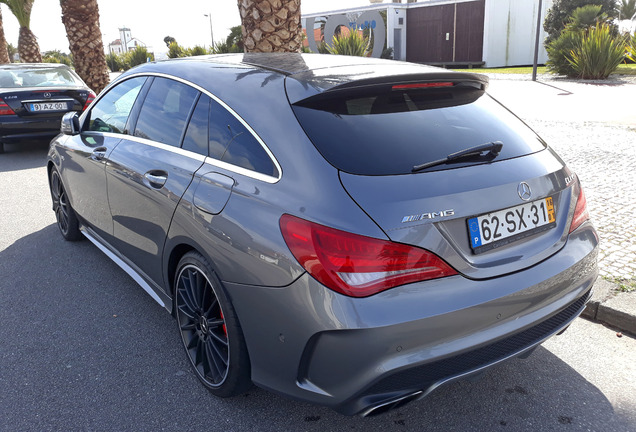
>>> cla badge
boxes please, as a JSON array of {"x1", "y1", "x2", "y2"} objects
[{"x1": 518, "y1": 182, "x2": 532, "y2": 201}]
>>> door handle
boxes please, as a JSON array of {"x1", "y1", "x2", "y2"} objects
[
  {"x1": 91, "y1": 146, "x2": 107, "y2": 161},
  {"x1": 144, "y1": 171, "x2": 168, "y2": 188}
]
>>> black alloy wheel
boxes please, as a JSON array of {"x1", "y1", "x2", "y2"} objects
[
  {"x1": 50, "y1": 168, "x2": 82, "y2": 241},
  {"x1": 175, "y1": 252, "x2": 251, "y2": 397}
]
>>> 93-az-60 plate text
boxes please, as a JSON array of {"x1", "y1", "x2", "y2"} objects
[
  {"x1": 29, "y1": 102, "x2": 69, "y2": 112},
  {"x1": 467, "y1": 197, "x2": 556, "y2": 254}
]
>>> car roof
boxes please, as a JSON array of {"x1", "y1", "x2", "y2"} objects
[
  {"x1": 119, "y1": 53, "x2": 488, "y2": 103},
  {"x1": 0, "y1": 63, "x2": 71, "y2": 71}
]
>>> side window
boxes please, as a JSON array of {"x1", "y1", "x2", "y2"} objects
[
  {"x1": 182, "y1": 95, "x2": 209, "y2": 156},
  {"x1": 208, "y1": 98, "x2": 278, "y2": 177},
  {"x1": 133, "y1": 77, "x2": 198, "y2": 147},
  {"x1": 208, "y1": 98, "x2": 236, "y2": 159},
  {"x1": 87, "y1": 77, "x2": 146, "y2": 133},
  {"x1": 220, "y1": 118, "x2": 278, "y2": 177}
]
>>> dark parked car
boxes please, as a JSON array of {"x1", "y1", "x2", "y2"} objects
[
  {"x1": 47, "y1": 54, "x2": 598, "y2": 416},
  {"x1": 0, "y1": 63, "x2": 94, "y2": 153}
]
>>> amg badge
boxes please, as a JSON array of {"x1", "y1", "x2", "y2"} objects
[{"x1": 402, "y1": 210, "x2": 455, "y2": 223}]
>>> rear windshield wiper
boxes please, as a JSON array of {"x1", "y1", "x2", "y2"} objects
[{"x1": 412, "y1": 141, "x2": 503, "y2": 173}]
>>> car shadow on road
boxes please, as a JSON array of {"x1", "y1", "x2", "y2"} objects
[
  {"x1": 1, "y1": 224, "x2": 634, "y2": 432},
  {"x1": 0, "y1": 140, "x2": 50, "y2": 173}
]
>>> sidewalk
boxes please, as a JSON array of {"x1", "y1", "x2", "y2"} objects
[{"x1": 486, "y1": 73, "x2": 636, "y2": 336}]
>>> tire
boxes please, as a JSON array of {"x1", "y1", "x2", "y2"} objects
[
  {"x1": 174, "y1": 251, "x2": 251, "y2": 397},
  {"x1": 49, "y1": 168, "x2": 82, "y2": 241}
]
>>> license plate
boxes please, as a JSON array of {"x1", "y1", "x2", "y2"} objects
[
  {"x1": 29, "y1": 102, "x2": 69, "y2": 112},
  {"x1": 467, "y1": 197, "x2": 556, "y2": 254}
]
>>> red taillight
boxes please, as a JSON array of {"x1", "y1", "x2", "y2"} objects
[
  {"x1": 83, "y1": 92, "x2": 96, "y2": 111},
  {"x1": 392, "y1": 82, "x2": 454, "y2": 90},
  {"x1": 0, "y1": 98, "x2": 15, "y2": 115},
  {"x1": 280, "y1": 214, "x2": 457, "y2": 297},
  {"x1": 569, "y1": 186, "x2": 589, "y2": 233}
]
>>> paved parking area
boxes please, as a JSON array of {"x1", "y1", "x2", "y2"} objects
[{"x1": 487, "y1": 76, "x2": 636, "y2": 283}]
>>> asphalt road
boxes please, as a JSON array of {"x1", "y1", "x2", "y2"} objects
[{"x1": 1, "y1": 141, "x2": 635, "y2": 432}]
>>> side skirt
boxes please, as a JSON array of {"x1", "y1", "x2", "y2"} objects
[{"x1": 81, "y1": 226, "x2": 172, "y2": 312}]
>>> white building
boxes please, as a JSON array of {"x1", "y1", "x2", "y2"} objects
[
  {"x1": 108, "y1": 27, "x2": 147, "y2": 54},
  {"x1": 303, "y1": 0, "x2": 554, "y2": 67}
]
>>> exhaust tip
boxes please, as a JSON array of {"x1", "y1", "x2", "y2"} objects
[{"x1": 361, "y1": 391, "x2": 423, "y2": 417}]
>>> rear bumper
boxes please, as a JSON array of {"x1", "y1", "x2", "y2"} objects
[
  {"x1": 225, "y1": 222, "x2": 598, "y2": 415},
  {"x1": 0, "y1": 114, "x2": 66, "y2": 142}
]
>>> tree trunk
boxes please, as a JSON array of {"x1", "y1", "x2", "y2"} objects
[
  {"x1": 0, "y1": 8, "x2": 9, "y2": 63},
  {"x1": 60, "y1": 0, "x2": 109, "y2": 94},
  {"x1": 238, "y1": 0, "x2": 303, "y2": 53},
  {"x1": 18, "y1": 25, "x2": 41, "y2": 62}
]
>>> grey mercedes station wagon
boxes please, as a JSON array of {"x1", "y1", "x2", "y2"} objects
[{"x1": 48, "y1": 54, "x2": 598, "y2": 416}]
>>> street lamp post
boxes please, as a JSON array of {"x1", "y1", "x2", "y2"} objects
[
  {"x1": 532, "y1": 0, "x2": 544, "y2": 82},
  {"x1": 204, "y1": 13, "x2": 214, "y2": 49}
]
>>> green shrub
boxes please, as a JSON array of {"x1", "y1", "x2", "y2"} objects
[
  {"x1": 627, "y1": 33, "x2": 636, "y2": 63},
  {"x1": 327, "y1": 29, "x2": 370, "y2": 57},
  {"x1": 42, "y1": 50, "x2": 72, "y2": 66},
  {"x1": 167, "y1": 41, "x2": 185, "y2": 58},
  {"x1": 105, "y1": 52, "x2": 124, "y2": 72},
  {"x1": 547, "y1": 6, "x2": 625, "y2": 78},
  {"x1": 543, "y1": 0, "x2": 618, "y2": 45},
  {"x1": 124, "y1": 47, "x2": 154, "y2": 69},
  {"x1": 211, "y1": 41, "x2": 242, "y2": 54},
  {"x1": 187, "y1": 45, "x2": 208, "y2": 56},
  {"x1": 567, "y1": 23, "x2": 626, "y2": 79},
  {"x1": 547, "y1": 28, "x2": 583, "y2": 76},
  {"x1": 317, "y1": 41, "x2": 330, "y2": 54}
]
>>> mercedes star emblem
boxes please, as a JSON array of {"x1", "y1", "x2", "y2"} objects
[{"x1": 518, "y1": 182, "x2": 532, "y2": 201}]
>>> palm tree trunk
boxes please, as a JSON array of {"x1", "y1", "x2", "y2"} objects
[
  {"x1": 60, "y1": 0, "x2": 109, "y2": 94},
  {"x1": 18, "y1": 25, "x2": 40, "y2": 62},
  {"x1": 238, "y1": 0, "x2": 303, "y2": 52},
  {"x1": 0, "y1": 8, "x2": 10, "y2": 63}
]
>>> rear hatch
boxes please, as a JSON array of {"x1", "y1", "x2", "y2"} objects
[
  {"x1": 288, "y1": 71, "x2": 576, "y2": 279},
  {"x1": 0, "y1": 88, "x2": 91, "y2": 117}
]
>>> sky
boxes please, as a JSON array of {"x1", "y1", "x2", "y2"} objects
[{"x1": 1, "y1": 0, "x2": 372, "y2": 57}]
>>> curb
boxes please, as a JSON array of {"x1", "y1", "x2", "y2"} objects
[{"x1": 582, "y1": 278, "x2": 636, "y2": 336}]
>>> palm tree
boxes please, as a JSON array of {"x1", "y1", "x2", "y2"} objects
[
  {"x1": 620, "y1": 0, "x2": 636, "y2": 20},
  {"x1": 237, "y1": 0, "x2": 303, "y2": 52},
  {"x1": 59, "y1": 0, "x2": 109, "y2": 94},
  {"x1": 0, "y1": 7, "x2": 11, "y2": 63},
  {"x1": 0, "y1": 0, "x2": 41, "y2": 62}
]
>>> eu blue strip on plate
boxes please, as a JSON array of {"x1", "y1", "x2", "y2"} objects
[{"x1": 468, "y1": 217, "x2": 481, "y2": 247}]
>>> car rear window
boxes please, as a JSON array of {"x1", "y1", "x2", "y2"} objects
[
  {"x1": 0, "y1": 67, "x2": 84, "y2": 88},
  {"x1": 292, "y1": 85, "x2": 546, "y2": 175}
]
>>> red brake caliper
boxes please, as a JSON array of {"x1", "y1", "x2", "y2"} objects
[{"x1": 220, "y1": 310, "x2": 227, "y2": 336}]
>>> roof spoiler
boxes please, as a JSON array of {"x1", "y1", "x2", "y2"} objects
[{"x1": 287, "y1": 71, "x2": 488, "y2": 104}]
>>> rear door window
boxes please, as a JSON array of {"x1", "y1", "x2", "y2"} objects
[
  {"x1": 292, "y1": 85, "x2": 546, "y2": 175},
  {"x1": 134, "y1": 77, "x2": 198, "y2": 147}
]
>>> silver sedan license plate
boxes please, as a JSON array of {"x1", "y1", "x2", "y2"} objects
[
  {"x1": 468, "y1": 197, "x2": 556, "y2": 254},
  {"x1": 29, "y1": 102, "x2": 69, "y2": 112}
]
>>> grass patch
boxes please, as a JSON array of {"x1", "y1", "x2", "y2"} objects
[
  {"x1": 614, "y1": 64, "x2": 636, "y2": 75},
  {"x1": 452, "y1": 66, "x2": 548, "y2": 74},
  {"x1": 453, "y1": 63, "x2": 636, "y2": 76},
  {"x1": 604, "y1": 276, "x2": 636, "y2": 293}
]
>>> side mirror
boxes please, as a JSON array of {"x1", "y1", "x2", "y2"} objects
[{"x1": 60, "y1": 111, "x2": 80, "y2": 136}]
